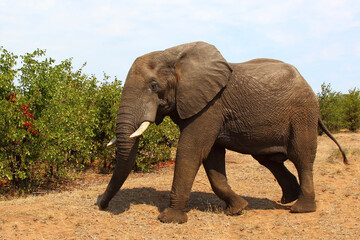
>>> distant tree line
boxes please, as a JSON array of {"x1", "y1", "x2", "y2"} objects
[{"x1": 317, "y1": 83, "x2": 360, "y2": 132}]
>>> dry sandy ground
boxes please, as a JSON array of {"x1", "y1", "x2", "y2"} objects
[{"x1": 1, "y1": 132, "x2": 359, "y2": 240}]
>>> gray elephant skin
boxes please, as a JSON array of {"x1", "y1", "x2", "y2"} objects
[{"x1": 99, "y1": 41, "x2": 347, "y2": 223}]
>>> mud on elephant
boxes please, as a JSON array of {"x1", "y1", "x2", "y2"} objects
[{"x1": 99, "y1": 42, "x2": 348, "y2": 223}]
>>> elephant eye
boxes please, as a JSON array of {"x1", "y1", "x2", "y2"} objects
[{"x1": 150, "y1": 81, "x2": 159, "y2": 92}]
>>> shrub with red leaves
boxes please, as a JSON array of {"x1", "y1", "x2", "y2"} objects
[{"x1": 7, "y1": 93, "x2": 38, "y2": 136}]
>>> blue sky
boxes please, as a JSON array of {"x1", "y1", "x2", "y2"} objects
[{"x1": 1, "y1": 0, "x2": 359, "y2": 93}]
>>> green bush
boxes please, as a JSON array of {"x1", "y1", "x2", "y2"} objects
[
  {"x1": 317, "y1": 83, "x2": 344, "y2": 132},
  {"x1": 0, "y1": 48, "x2": 40, "y2": 189},
  {"x1": 317, "y1": 83, "x2": 360, "y2": 132},
  {"x1": 342, "y1": 88, "x2": 360, "y2": 132},
  {"x1": 92, "y1": 75, "x2": 122, "y2": 171},
  {"x1": 0, "y1": 48, "x2": 122, "y2": 192}
]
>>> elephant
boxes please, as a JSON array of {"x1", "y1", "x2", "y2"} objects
[{"x1": 99, "y1": 41, "x2": 347, "y2": 223}]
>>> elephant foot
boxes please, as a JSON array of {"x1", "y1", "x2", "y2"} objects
[
  {"x1": 290, "y1": 199, "x2": 316, "y2": 213},
  {"x1": 281, "y1": 187, "x2": 300, "y2": 204},
  {"x1": 99, "y1": 198, "x2": 109, "y2": 210},
  {"x1": 225, "y1": 196, "x2": 248, "y2": 216},
  {"x1": 158, "y1": 208, "x2": 188, "y2": 224}
]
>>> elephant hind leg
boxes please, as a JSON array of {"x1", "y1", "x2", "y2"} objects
[
  {"x1": 287, "y1": 125, "x2": 317, "y2": 213},
  {"x1": 288, "y1": 156, "x2": 317, "y2": 213},
  {"x1": 289, "y1": 159, "x2": 317, "y2": 213},
  {"x1": 203, "y1": 146, "x2": 248, "y2": 215},
  {"x1": 252, "y1": 154, "x2": 300, "y2": 204}
]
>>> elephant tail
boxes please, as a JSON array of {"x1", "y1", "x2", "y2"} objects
[{"x1": 318, "y1": 119, "x2": 349, "y2": 165}]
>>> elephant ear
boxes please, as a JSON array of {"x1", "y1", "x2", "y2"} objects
[{"x1": 164, "y1": 41, "x2": 232, "y2": 119}]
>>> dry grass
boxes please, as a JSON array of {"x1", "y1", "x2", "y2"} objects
[{"x1": 1, "y1": 132, "x2": 359, "y2": 239}]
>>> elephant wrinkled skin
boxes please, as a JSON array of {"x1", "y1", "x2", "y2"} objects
[{"x1": 99, "y1": 42, "x2": 347, "y2": 223}]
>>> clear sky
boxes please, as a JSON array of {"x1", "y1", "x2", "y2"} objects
[{"x1": 1, "y1": 0, "x2": 359, "y2": 93}]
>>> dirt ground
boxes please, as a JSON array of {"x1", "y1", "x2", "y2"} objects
[{"x1": 1, "y1": 132, "x2": 359, "y2": 240}]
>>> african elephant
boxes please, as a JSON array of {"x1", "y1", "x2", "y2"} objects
[{"x1": 99, "y1": 41, "x2": 347, "y2": 223}]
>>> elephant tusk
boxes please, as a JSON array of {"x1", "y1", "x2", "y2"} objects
[
  {"x1": 130, "y1": 121, "x2": 151, "y2": 138},
  {"x1": 106, "y1": 137, "x2": 117, "y2": 147}
]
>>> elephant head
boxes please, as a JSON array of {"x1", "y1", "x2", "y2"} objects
[{"x1": 99, "y1": 41, "x2": 232, "y2": 209}]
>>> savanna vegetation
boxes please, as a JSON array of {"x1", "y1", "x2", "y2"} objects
[
  {"x1": 0, "y1": 48, "x2": 178, "y2": 194},
  {"x1": 317, "y1": 83, "x2": 360, "y2": 132},
  {"x1": 0, "y1": 48, "x2": 358, "y2": 194}
]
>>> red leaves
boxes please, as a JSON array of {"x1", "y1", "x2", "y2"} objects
[
  {"x1": 22, "y1": 121, "x2": 38, "y2": 135},
  {"x1": 6, "y1": 93, "x2": 17, "y2": 103},
  {"x1": 20, "y1": 105, "x2": 38, "y2": 136},
  {"x1": 7, "y1": 93, "x2": 38, "y2": 136},
  {"x1": 31, "y1": 129, "x2": 39, "y2": 136},
  {"x1": 20, "y1": 105, "x2": 34, "y2": 120},
  {"x1": 23, "y1": 121, "x2": 33, "y2": 127}
]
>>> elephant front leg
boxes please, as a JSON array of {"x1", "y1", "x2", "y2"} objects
[
  {"x1": 203, "y1": 146, "x2": 248, "y2": 215},
  {"x1": 158, "y1": 116, "x2": 223, "y2": 224},
  {"x1": 158, "y1": 142, "x2": 203, "y2": 223},
  {"x1": 158, "y1": 108, "x2": 224, "y2": 223}
]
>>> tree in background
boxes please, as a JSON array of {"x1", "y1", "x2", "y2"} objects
[
  {"x1": 317, "y1": 83, "x2": 360, "y2": 133},
  {"x1": 0, "y1": 48, "x2": 118, "y2": 191},
  {"x1": 317, "y1": 83, "x2": 344, "y2": 132},
  {"x1": 0, "y1": 48, "x2": 36, "y2": 187},
  {"x1": 342, "y1": 88, "x2": 360, "y2": 132}
]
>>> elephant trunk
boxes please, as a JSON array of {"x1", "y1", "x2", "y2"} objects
[
  {"x1": 99, "y1": 111, "x2": 140, "y2": 210},
  {"x1": 99, "y1": 89, "x2": 158, "y2": 209}
]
